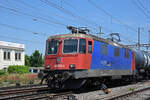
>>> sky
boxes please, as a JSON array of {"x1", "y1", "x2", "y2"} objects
[{"x1": 0, "y1": 0, "x2": 150, "y2": 55}]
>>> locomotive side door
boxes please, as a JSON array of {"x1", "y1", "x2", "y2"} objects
[{"x1": 86, "y1": 40, "x2": 93, "y2": 69}]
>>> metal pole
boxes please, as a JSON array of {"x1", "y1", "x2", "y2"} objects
[
  {"x1": 99, "y1": 27, "x2": 102, "y2": 34},
  {"x1": 149, "y1": 30, "x2": 150, "y2": 45},
  {"x1": 138, "y1": 27, "x2": 140, "y2": 50},
  {"x1": 99, "y1": 26, "x2": 104, "y2": 37},
  {"x1": 99, "y1": 27, "x2": 102, "y2": 37}
]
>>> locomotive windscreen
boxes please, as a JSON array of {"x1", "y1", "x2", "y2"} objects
[
  {"x1": 63, "y1": 39, "x2": 78, "y2": 53},
  {"x1": 47, "y1": 40, "x2": 59, "y2": 54}
]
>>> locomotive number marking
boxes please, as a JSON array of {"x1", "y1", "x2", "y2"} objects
[{"x1": 54, "y1": 64, "x2": 65, "y2": 68}]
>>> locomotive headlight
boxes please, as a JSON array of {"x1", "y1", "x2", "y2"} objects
[
  {"x1": 46, "y1": 65, "x2": 50, "y2": 69},
  {"x1": 69, "y1": 64, "x2": 75, "y2": 69}
]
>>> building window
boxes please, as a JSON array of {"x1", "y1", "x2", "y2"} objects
[
  {"x1": 114, "y1": 48, "x2": 120, "y2": 57},
  {"x1": 15, "y1": 52, "x2": 21, "y2": 60},
  {"x1": 8, "y1": 52, "x2": 10, "y2": 59},
  {"x1": 124, "y1": 49, "x2": 129, "y2": 59},
  {"x1": 79, "y1": 39, "x2": 86, "y2": 54},
  {"x1": 88, "y1": 41, "x2": 92, "y2": 53},
  {"x1": 3, "y1": 51, "x2": 11, "y2": 60},
  {"x1": 100, "y1": 45, "x2": 108, "y2": 55},
  {"x1": 4, "y1": 51, "x2": 6, "y2": 60},
  {"x1": 19, "y1": 53, "x2": 21, "y2": 60}
]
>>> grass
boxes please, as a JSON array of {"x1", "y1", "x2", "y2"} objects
[{"x1": 0, "y1": 73, "x2": 40, "y2": 87}]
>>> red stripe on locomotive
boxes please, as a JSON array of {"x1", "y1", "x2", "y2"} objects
[{"x1": 131, "y1": 51, "x2": 135, "y2": 71}]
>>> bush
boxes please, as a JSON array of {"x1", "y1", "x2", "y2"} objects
[
  {"x1": 8, "y1": 65, "x2": 29, "y2": 74},
  {"x1": 0, "y1": 69, "x2": 7, "y2": 75}
]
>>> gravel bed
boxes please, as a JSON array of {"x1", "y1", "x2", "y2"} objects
[{"x1": 71, "y1": 81, "x2": 150, "y2": 100}]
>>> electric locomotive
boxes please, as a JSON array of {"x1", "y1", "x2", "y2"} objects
[{"x1": 38, "y1": 26, "x2": 150, "y2": 89}]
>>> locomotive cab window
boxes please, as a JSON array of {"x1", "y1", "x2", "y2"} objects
[
  {"x1": 124, "y1": 49, "x2": 129, "y2": 59},
  {"x1": 88, "y1": 41, "x2": 92, "y2": 53},
  {"x1": 63, "y1": 39, "x2": 78, "y2": 53},
  {"x1": 100, "y1": 45, "x2": 108, "y2": 55},
  {"x1": 47, "y1": 40, "x2": 59, "y2": 54},
  {"x1": 114, "y1": 48, "x2": 120, "y2": 57},
  {"x1": 79, "y1": 39, "x2": 86, "y2": 53}
]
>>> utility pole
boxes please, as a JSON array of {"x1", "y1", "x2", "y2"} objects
[
  {"x1": 138, "y1": 27, "x2": 140, "y2": 50},
  {"x1": 149, "y1": 30, "x2": 150, "y2": 45},
  {"x1": 99, "y1": 27, "x2": 102, "y2": 34},
  {"x1": 126, "y1": 28, "x2": 150, "y2": 51},
  {"x1": 99, "y1": 26, "x2": 104, "y2": 37}
]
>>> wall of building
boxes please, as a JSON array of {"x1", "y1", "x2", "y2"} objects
[
  {"x1": 0, "y1": 41, "x2": 25, "y2": 69},
  {"x1": 0, "y1": 48, "x2": 3, "y2": 69},
  {"x1": 0, "y1": 49, "x2": 25, "y2": 69}
]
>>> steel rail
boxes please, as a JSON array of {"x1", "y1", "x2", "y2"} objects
[
  {"x1": 0, "y1": 88, "x2": 72, "y2": 100},
  {"x1": 107, "y1": 86, "x2": 150, "y2": 100},
  {"x1": 0, "y1": 84, "x2": 46, "y2": 92}
]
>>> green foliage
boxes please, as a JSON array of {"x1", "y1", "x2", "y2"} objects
[
  {"x1": 25, "y1": 54, "x2": 30, "y2": 67},
  {"x1": 0, "y1": 69, "x2": 7, "y2": 75},
  {"x1": 8, "y1": 65, "x2": 29, "y2": 74},
  {"x1": 30, "y1": 50, "x2": 44, "y2": 67}
]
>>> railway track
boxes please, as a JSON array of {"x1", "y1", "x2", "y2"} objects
[
  {"x1": 107, "y1": 86, "x2": 150, "y2": 100},
  {"x1": 97, "y1": 81, "x2": 150, "y2": 100},
  {"x1": 0, "y1": 84, "x2": 47, "y2": 97},
  {"x1": 0, "y1": 84, "x2": 73, "y2": 100},
  {"x1": 0, "y1": 89, "x2": 73, "y2": 100},
  {"x1": 1, "y1": 81, "x2": 150, "y2": 100},
  {"x1": 0, "y1": 84, "x2": 46, "y2": 99},
  {"x1": 72, "y1": 80, "x2": 150, "y2": 100},
  {"x1": 0, "y1": 84, "x2": 46, "y2": 91}
]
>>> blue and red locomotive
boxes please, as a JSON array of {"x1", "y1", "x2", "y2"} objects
[{"x1": 38, "y1": 26, "x2": 150, "y2": 89}]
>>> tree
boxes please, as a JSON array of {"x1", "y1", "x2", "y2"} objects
[
  {"x1": 30, "y1": 50, "x2": 44, "y2": 67},
  {"x1": 25, "y1": 54, "x2": 30, "y2": 67}
]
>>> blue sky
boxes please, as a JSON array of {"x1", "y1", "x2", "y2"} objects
[{"x1": 0, "y1": 0, "x2": 150, "y2": 55}]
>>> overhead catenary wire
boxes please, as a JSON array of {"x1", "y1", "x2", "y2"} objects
[
  {"x1": 132, "y1": 0, "x2": 150, "y2": 20},
  {"x1": 6, "y1": 0, "x2": 135, "y2": 44},
  {"x1": 8, "y1": 0, "x2": 87, "y2": 32},
  {"x1": 0, "y1": 0, "x2": 137, "y2": 44},
  {"x1": 87, "y1": 0, "x2": 139, "y2": 44},
  {"x1": 12, "y1": 0, "x2": 73, "y2": 24},
  {"x1": 60, "y1": 0, "x2": 137, "y2": 44},
  {"x1": 0, "y1": 34, "x2": 44, "y2": 44},
  {"x1": 137, "y1": 0, "x2": 150, "y2": 15},
  {"x1": 58, "y1": 0, "x2": 78, "y2": 11},
  {"x1": 0, "y1": 23, "x2": 49, "y2": 36},
  {"x1": 131, "y1": 0, "x2": 150, "y2": 41},
  {"x1": 88, "y1": 0, "x2": 138, "y2": 33},
  {"x1": 1, "y1": 0, "x2": 68, "y2": 22},
  {"x1": 0, "y1": 4, "x2": 67, "y2": 27},
  {"x1": 40, "y1": 0, "x2": 105, "y2": 31},
  {"x1": 40, "y1": 0, "x2": 113, "y2": 35},
  {"x1": 13, "y1": 0, "x2": 39, "y2": 11},
  {"x1": 55, "y1": 0, "x2": 114, "y2": 33}
]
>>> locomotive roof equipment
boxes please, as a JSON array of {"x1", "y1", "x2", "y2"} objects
[{"x1": 67, "y1": 26, "x2": 90, "y2": 34}]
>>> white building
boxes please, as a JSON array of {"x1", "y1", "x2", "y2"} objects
[{"x1": 0, "y1": 41, "x2": 25, "y2": 69}]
